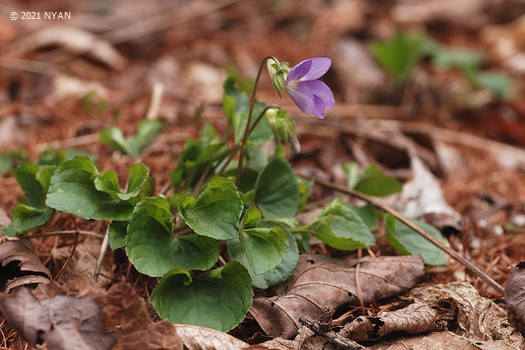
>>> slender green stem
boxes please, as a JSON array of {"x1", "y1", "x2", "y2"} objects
[{"x1": 236, "y1": 56, "x2": 277, "y2": 187}]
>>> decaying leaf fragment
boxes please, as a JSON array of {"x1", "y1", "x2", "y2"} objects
[
  {"x1": 369, "y1": 331, "x2": 518, "y2": 350},
  {"x1": 0, "y1": 287, "x2": 119, "y2": 350},
  {"x1": 340, "y1": 302, "x2": 442, "y2": 341},
  {"x1": 175, "y1": 325, "x2": 249, "y2": 350},
  {"x1": 504, "y1": 262, "x2": 525, "y2": 331},
  {"x1": 250, "y1": 254, "x2": 425, "y2": 339},
  {"x1": 410, "y1": 282, "x2": 525, "y2": 350},
  {"x1": 0, "y1": 240, "x2": 51, "y2": 292}
]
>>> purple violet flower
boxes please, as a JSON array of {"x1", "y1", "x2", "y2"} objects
[{"x1": 285, "y1": 57, "x2": 335, "y2": 119}]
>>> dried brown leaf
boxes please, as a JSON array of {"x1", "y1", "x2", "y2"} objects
[
  {"x1": 0, "y1": 287, "x2": 119, "y2": 350},
  {"x1": 11, "y1": 26, "x2": 126, "y2": 69},
  {"x1": 175, "y1": 324, "x2": 249, "y2": 350},
  {"x1": 0, "y1": 240, "x2": 51, "y2": 292},
  {"x1": 340, "y1": 302, "x2": 442, "y2": 341},
  {"x1": 370, "y1": 331, "x2": 517, "y2": 350},
  {"x1": 250, "y1": 254, "x2": 425, "y2": 339},
  {"x1": 504, "y1": 262, "x2": 525, "y2": 331},
  {"x1": 410, "y1": 282, "x2": 525, "y2": 349}
]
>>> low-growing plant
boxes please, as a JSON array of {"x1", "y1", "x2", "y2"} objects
[
  {"x1": 3, "y1": 56, "x2": 447, "y2": 332},
  {"x1": 370, "y1": 32, "x2": 512, "y2": 98}
]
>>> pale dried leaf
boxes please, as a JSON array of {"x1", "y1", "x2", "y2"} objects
[
  {"x1": 504, "y1": 262, "x2": 525, "y2": 331},
  {"x1": 387, "y1": 157, "x2": 463, "y2": 231},
  {"x1": 341, "y1": 302, "x2": 441, "y2": 341},
  {"x1": 410, "y1": 282, "x2": 525, "y2": 349},
  {"x1": 12, "y1": 26, "x2": 126, "y2": 69},
  {"x1": 175, "y1": 324, "x2": 249, "y2": 350},
  {"x1": 370, "y1": 331, "x2": 517, "y2": 350},
  {"x1": 0, "y1": 240, "x2": 51, "y2": 292},
  {"x1": 0, "y1": 207, "x2": 11, "y2": 227},
  {"x1": 250, "y1": 254, "x2": 425, "y2": 338},
  {"x1": 0, "y1": 287, "x2": 119, "y2": 350},
  {"x1": 258, "y1": 326, "x2": 326, "y2": 350}
]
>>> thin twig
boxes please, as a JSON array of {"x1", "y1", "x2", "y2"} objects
[
  {"x1": 301, "y1": 174, "x2": 505, "y2": 296},
  {"x1": 24, "y1": 230, "x2": 104, "y2": 239},
  {"x1": 53, "y1": 230, "x2": 79, "y2": 281},
  {"x1": 299, "y1": 316, "x2": 371, "y2": 350},
  {"x1": 93, "y1": 225, "x2": 110, "y2": 281}
]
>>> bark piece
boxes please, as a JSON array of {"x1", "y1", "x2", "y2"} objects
[
  {"x1": 340, "y1": 302, "x2": 442, "y2": 341},
  {"x1": 0, "y1": 240, "x2": 51, "y2": 292},
  {"x1": 250, "y1": 254, "x2": 425, "y2": 339}
]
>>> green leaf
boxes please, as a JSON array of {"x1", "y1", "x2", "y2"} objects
[
  {"x1": 0, "y1": 150, "x2": 28, "y2": 175},
  {"x1": 431, "y1": 47, "x2": 484, "y2": 70},
  {"x1": 15, "y1": 163, "x2": 47, "y2": 208},
  {"x1": 223, "y1": 77, "x2": 273, "y2": 145},
  {"x1": 126, "y1": 198, "x2": 219, "y2": 276},
  {"x1": 309, "y1": 198, "x2": 375, "y2": 250},
  {"x1": 228, "y1": 220, "x2": 298, "y2": 288},
  {"x1": 46, "y1": 156, "x2": 133, "y2": 220},
  {"x1": 297, "y1": 176, "x2": 313, "y2": 211},
  {"x1": 255, "y1": 158, "x2": 299, "y2": 219},
  {"x1": 2, "y1": 225, "x2": 17, "y2": 238},
  {"x1": 178, "y1": 177, "x2": 243, "y2": 240},
  {"x1": 385, "y1": 214, "x2": 447, "y2": 265},
  {"x1": 370, "y1": 33, "x2": 427, "y2": 82},
  {"x1": 170, "y1": 139, "x2": 228, "y2": 190},
  {"x1": 242, "y1": 226, "x2": 289, "y2": 274},
  {"x1": 343, "y1": 162, "x2": 360, "y2": 189},
  {"x1": 11, "y1": 204, "x2": 53, "y2": 234},
  {"x1": 127, "y1": 119, "x2": 164, "y2": 156},
  {"x1": 354, "y1": 164, "x2": 402, "y2": 196},
  {"x1": 108, "y1": 220, "x2": 128, "y2": 250},
  {"x1": 243, "y1": 207, "x2": 262, "y2": 227},
  {"x1": 100, "y1": 127, "x2": 133, "y2": 155},
  {"x1": 152, "y1": 262, "x2": 253, "y2": 332},
  {"x1": 475, "y1": 71, "x2": 511, "y2": 98},
  {"x1": 95, "y1": 163, "x2": 149, "y2": 201},
  {"x1": 347, "y1": 203, "x2": 378, "y2": 231}
]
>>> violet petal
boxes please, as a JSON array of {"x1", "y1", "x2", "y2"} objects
[
  {"x1": 286, "y1": 81, "x2": 315, "y2": 114},
  {"x1": 308, "y1": 80, "x2": 335, "y2": 110},
  {"x1": 286, "y1": 59, "x2": 312, "y2": 83},
  {"x1": 312, "y1": 95, "x2": 326, "y2": 119},
  {"x1": 288, "y1": 57, "x2": 332, "y2": 83}
]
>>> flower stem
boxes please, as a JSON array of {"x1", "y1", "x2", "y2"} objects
[{"x1": 236, "y1": 56, "x2": 277, "y2": 187}]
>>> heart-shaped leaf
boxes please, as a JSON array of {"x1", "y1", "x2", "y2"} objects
[
  {"x1": 255, "y1": 158, "x2": 299, "y2": 219},
  {"x1": 309, "y1": 198, "x2": 375, "y2": 250},
  {"x1": 46, "y1": 156, "x2": 133, "y2": 221},
  {"x1": 228, "y1": 221, "x2": 298, "y2": 288},
  {"x1": 126, "y1": 198, "x2": 219, "y2": 277},
  {"x1": 152, "y1": 262, "x2": 253, "y2": 332},
  {"x1": 108, "y1": 220, "x2": 128, "y2": 250},
  {"x1": 178, "y1": 177, "x2": 243, "y2": 240}
]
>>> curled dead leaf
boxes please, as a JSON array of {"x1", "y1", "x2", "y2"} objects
[
  {"x1": 0, "y1": 287, "x2": 119, "y2": 350},
  {"x1": 369, "y1": 331, "x2": 518, "y2": 350},
  {"x1": 340, "y1": 302, "x2": 442, "y2": 341},
  {"x1": 11, "y1": 26, "x2": 126, "y2": 69},
  {"x1": 250, "y1": 254, "x2": 425, "y2": 339},
  {"x1": 505, "y1": 262, "x2": 525, "y2": 331},
  {"x1": 410, "y1": 282, "x2": 524, "y2": 349},
  {"x1": 0, "y1": 240, "x2": 51, "y2": 292}
]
